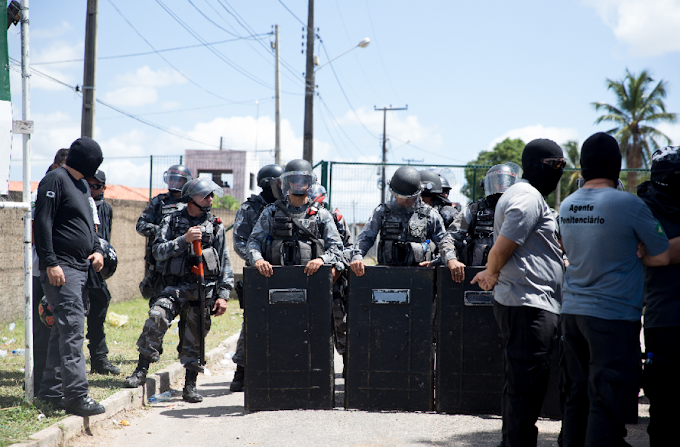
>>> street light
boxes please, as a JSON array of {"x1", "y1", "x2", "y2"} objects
[
  {"x1": 315, "y1": 38, "x2": 370, "y2": 71},
  {"x1": 302, "y1": 37, "x2": 370, "y2": 164}
]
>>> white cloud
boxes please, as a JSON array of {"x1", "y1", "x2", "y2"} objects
[
  {"x1": 102, "y1": 66, "x2": 186, "y2": 108},
  {"x1": 103, "y1": 86, "x2": 158, "y2": 108},
  {"x1": 584, "y1": 0, "x2": 680, "y2": 56},
  {"x1": 32, "y1": 41, "x2": 82, "y2": 66},
  {"x1": 656, "y1": 122, "x2": 680, "y2": 146},
  {"x1": 31, "y1": 21, "x2": 73, "y2": 40},
  {"x1": 488, "y1": 125, "x2": 580, "y2": 151},
  {"x1": 333, "y1": 107, "x2": 443, "y2": 161}
]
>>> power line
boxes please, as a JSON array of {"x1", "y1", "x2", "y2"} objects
[
  {"x1": 31, "y1": 36, "x2": 270, "y2": 65},
  {"x1": 8, "y1": 59, "x2": 221, "y2": 149},
  {"x1": 317, "y1": 93, "x2": 364, "y2": 157},
  {"x1": 207, "y1": 0, "x2": 306, "y2": 90},
  {"x1": 97, "y1": 98, "x2": 273, "y2": 121},
  {"x1": 315, "y1": 95, "x2": 357, "y2": 161},
  {"x1": 276, "y1": 0, "x2": 308, "y2": 29},
  {"x1": 106, "y1": 0, "x2": 237, "y2": 105},
  {"x1": 155, "y1": 0, "x2": 274, "y2": 90},
  {"x1": 319, "y1": 40, "x2": 378, "y2": 140}
]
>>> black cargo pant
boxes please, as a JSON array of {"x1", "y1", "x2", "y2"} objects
[
  {"x1": 560, "y1": 314, "x2": 639, "y2": 447},
  {"x1": 494, "y1": 300, "x2": 558, "y2": 447},
  {"x1": 38, "y1": 266, "x2": 90, "y2": 404},
  {"x1": 32, "y1": 275, "x2": 51, "y2": 392},
  {"x1": 643, "y1": 326, "x2": 680, "y2": 447},
  {"x1": 86, "y1": 280, "x2": 112, "y2": 363}
]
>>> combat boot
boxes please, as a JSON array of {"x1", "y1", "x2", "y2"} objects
[
  {"x1": 230, "y1": 365, "x2": 244, "y2": 392},
  {"x1": 91, "y1": 356, "x2": 121, "y2": 375},
  {"x1": 183, "y1": 369, "x2": 203, "y2": 403},
  {"x1": 123, "y1": 355, "x2": 151, "y2": 388}
]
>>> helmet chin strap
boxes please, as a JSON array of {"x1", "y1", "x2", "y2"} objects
[{"x1": 190, "y1": 198, "x2": 211, "y2": 213}]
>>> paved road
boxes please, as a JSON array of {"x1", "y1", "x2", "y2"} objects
[{"x1": 69, "y1": 353, "x2": 651, "y2": 447}]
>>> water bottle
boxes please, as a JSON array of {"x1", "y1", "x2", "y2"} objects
[
  {"x1": 148, "y1": 391, "x2": 173, "y2": 403},
  {"x1": 12, "y1": 348, "x2": 25, "y2": 355}
]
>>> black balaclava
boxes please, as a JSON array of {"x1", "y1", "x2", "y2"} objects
[
  {"x1": 261, "y1": 185, "x2": 276, "y2": 204},
  {"x1": 638, "y1": 146, "x2": 680, "y2": 220},
  {"x1": 580, "y1": 132, "x2": 621, "y2": 182},
  {"x1": 65, "y1": 137, "x2": 103, "y2": 178},
  {"x1": 521, "y1": 138, "x2": 564, "y2": 196}
]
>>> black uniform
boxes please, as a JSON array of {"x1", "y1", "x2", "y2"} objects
[
  {"x1": 34, "y1": 167, "x2": 102, "y2": 404},
  {"x1": 86, "y1": 194, "x2": 114, "y2": 367},
  {"x1": 449, "y1": 194, "x2": 500, "y2": 266}
]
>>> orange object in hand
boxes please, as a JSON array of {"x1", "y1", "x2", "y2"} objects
[{"x1": 191, "y1": 240, "x2": 204, "y2": 277}]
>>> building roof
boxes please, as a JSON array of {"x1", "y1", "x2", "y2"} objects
[{"x1": 8, "y1": 180, "x2": 163, "y2": 202}]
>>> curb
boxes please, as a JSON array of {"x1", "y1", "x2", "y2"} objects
[{"x1": 11, "y1": 332, "x2": 240, "y2": 447}]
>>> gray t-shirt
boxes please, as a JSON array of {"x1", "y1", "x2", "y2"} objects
[
  {"x1": 493, "y1": 180, "x2": 563, "y2": 314},
  {"x1": 559, "y1": 187, "x2": 669, "y2": 322}
]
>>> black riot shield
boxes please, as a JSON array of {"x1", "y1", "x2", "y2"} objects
[
  {"x1": 436, "y1": 266, "x2": 503, "y2": 414},
  {"x1": 243, "y1": 266, "x2": 334, "y2": 411},
  {"x1": 345, "y1": 266, "x2": 435, "y2": 412},
  {"x1": 436, "y1": 266, "x2": 562, "y2": 419}
]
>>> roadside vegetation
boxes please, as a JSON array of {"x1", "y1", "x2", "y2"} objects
[{"x1": 0, "y1": 295, "x2": 242, "y2": 446}]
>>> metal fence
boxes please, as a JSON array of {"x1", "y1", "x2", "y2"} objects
[{"x1": 315, "y1": 161, "x2": 652, "y2": 227}]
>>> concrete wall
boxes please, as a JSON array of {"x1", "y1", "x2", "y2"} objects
[{"x1": 0, "y1": 199, "x2": 241, "y2": 323}]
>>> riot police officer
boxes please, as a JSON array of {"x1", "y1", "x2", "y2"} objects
[
  {"x1": 229, "y1": 164, "x2": 284, "y2": 392},
  {"x1": 124, "y1": 178, "x2": 233, "y2": 403},
  {"x1": 137, "y1": 164, "x2": 193, "y2": 302},
  {"x1": 419, "y1": 169, "x2": 459, "y2": 228},
  {"x1": 308, "y1": 184, "x2": 353, "y2": 366},
  {"x1": 350, "y1": 166, "x2": 465, "y2": 282},
  {"x1": 450, "y1": 163, "x2": 520, "y2": 266},
  {"x1": 246, "y1": 159, "x2": 344, "y2": 276}
]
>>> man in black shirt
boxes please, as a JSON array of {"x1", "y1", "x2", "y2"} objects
[
  {"x1": 85, "y1": 169, "x2": 119, "y2": 375},
  {"x1": 33, "y1": 137, "x2": 106, "y2": 417}
]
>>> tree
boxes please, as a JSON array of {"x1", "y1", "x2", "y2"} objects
[
  {"x1": 461, "y1": 138, "x2": 524, "y2": 201},
  {"x1": 561, "y1": 140, "x2": 581, "y2": 198},
  {"x1": 212, "y1": 195, "x2": 240, "y2": 210},
  {"x1": 592, "y1": 69, "x2": 677, "y2": 191}
]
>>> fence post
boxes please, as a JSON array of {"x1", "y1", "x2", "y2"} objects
[
  {"x1": 472, "y1": 167, "x2": 477, "y2": 202},
  {"x1": 149, "y1": 155, "x2": 153, "y2": 200},
  {"x1": 320, "y1": 160, "x2": 328, "y2": 190},
  {"x1": 328, "y1": 162, "x2": 333, "y2": 209}
]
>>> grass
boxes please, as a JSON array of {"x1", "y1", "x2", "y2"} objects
[{"x1": 0, "y1": 295, "x2": 242, "y2": 446}]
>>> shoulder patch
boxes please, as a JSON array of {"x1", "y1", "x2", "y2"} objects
[
  {"x1": 213, "y1": 217, "x2": 223, "y2": 225},
  {"x1": 656, "y1": 221, "x2": 666, "y2": 237}
]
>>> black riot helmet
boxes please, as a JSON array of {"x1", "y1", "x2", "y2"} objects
[
  {"x1": 182, "y1": 178, "x2": 224, "y2": 212},
  {"x1": 650, "y1": 146, "x2": 680, "y2": 192},
  {"x1": 99, "y1": 238, "x2": 118, "y2": 280},
  {"x1": 257, "y1": 164, "x2": 285, "y2": 189},
  {"x1": 439, "y1": 175, "x2": 452, "y2": 193},
  {"x1": 483, "y1": 163, "x2": 521, "y2": 196},
  {"x1": 419, "y1": 170, "x2": 443, "y2": 194},
  {"x1": 389, "y1": 166, "x2": 422, "y2": 198},
  {"x1": 281, "y1": 159, "x2": 316, "y2": 196},
  {"x1": 164, "y1": 164, "x2": 193, "y2": 193}
]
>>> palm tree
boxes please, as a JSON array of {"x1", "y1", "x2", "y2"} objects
[
  {"x1": 562, "y1": 140, "x2": 581, "y2": 193},
  {"x1": 592, "y1": 69, "x2": 677, "y2": 191}
]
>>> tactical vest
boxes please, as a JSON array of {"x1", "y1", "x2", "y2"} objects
[
  {"x1": 146, "y1": 194, "x2": 187, "y2": 271},
  {"x1": 465, "y1": 198, "x2": 496, "y2": 266},
  {"x1": 263, "y1": 200, "x2": 326, "y2": 266},
  {"x1": 245, "y1": 194, "x2": 266, "y2": 216},
  {"x1": 377, "y1": 203, "x2": 435, "y2": 266},
  {"x1": 162, "y1": 211, "x2": 221, "y2": 285}
]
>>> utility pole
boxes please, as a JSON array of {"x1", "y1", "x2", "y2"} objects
[
  {"x1": 375, "y1": 105, "x2": 407, "y2": 203},
  {"x1": 274, "y1": 24, "x2": 281, "y2": 165},
  {"x1": 302, "y1": 0, "x2": 314, "y2": 163},
  {"x1": 81, "y1": 0, "x2": 98, "y2": 138}
]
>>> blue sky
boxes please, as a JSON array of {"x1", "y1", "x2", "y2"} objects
[{"x1": 6, "y1": 0, "x2": 680, "y2": 193}]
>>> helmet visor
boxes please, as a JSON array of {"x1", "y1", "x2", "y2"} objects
[
  {"x1": 484, "y1": 171, "x2": 518, "y2": 196},
  {"x1": 186, "y1": 179, "x2": 224, "y2": 200},
  {"x1": 308, "y1": 184, "x2": 328, "y2": 204},
  {"x1": 388, "y1": 193, "x2": 418, "y2": 213},
  {"x1": 282, "y1": 171, "x2": 315, "y2": 196},
  {"x1": 165, "y1": 174, "x2": 188, "y2": 192}
]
